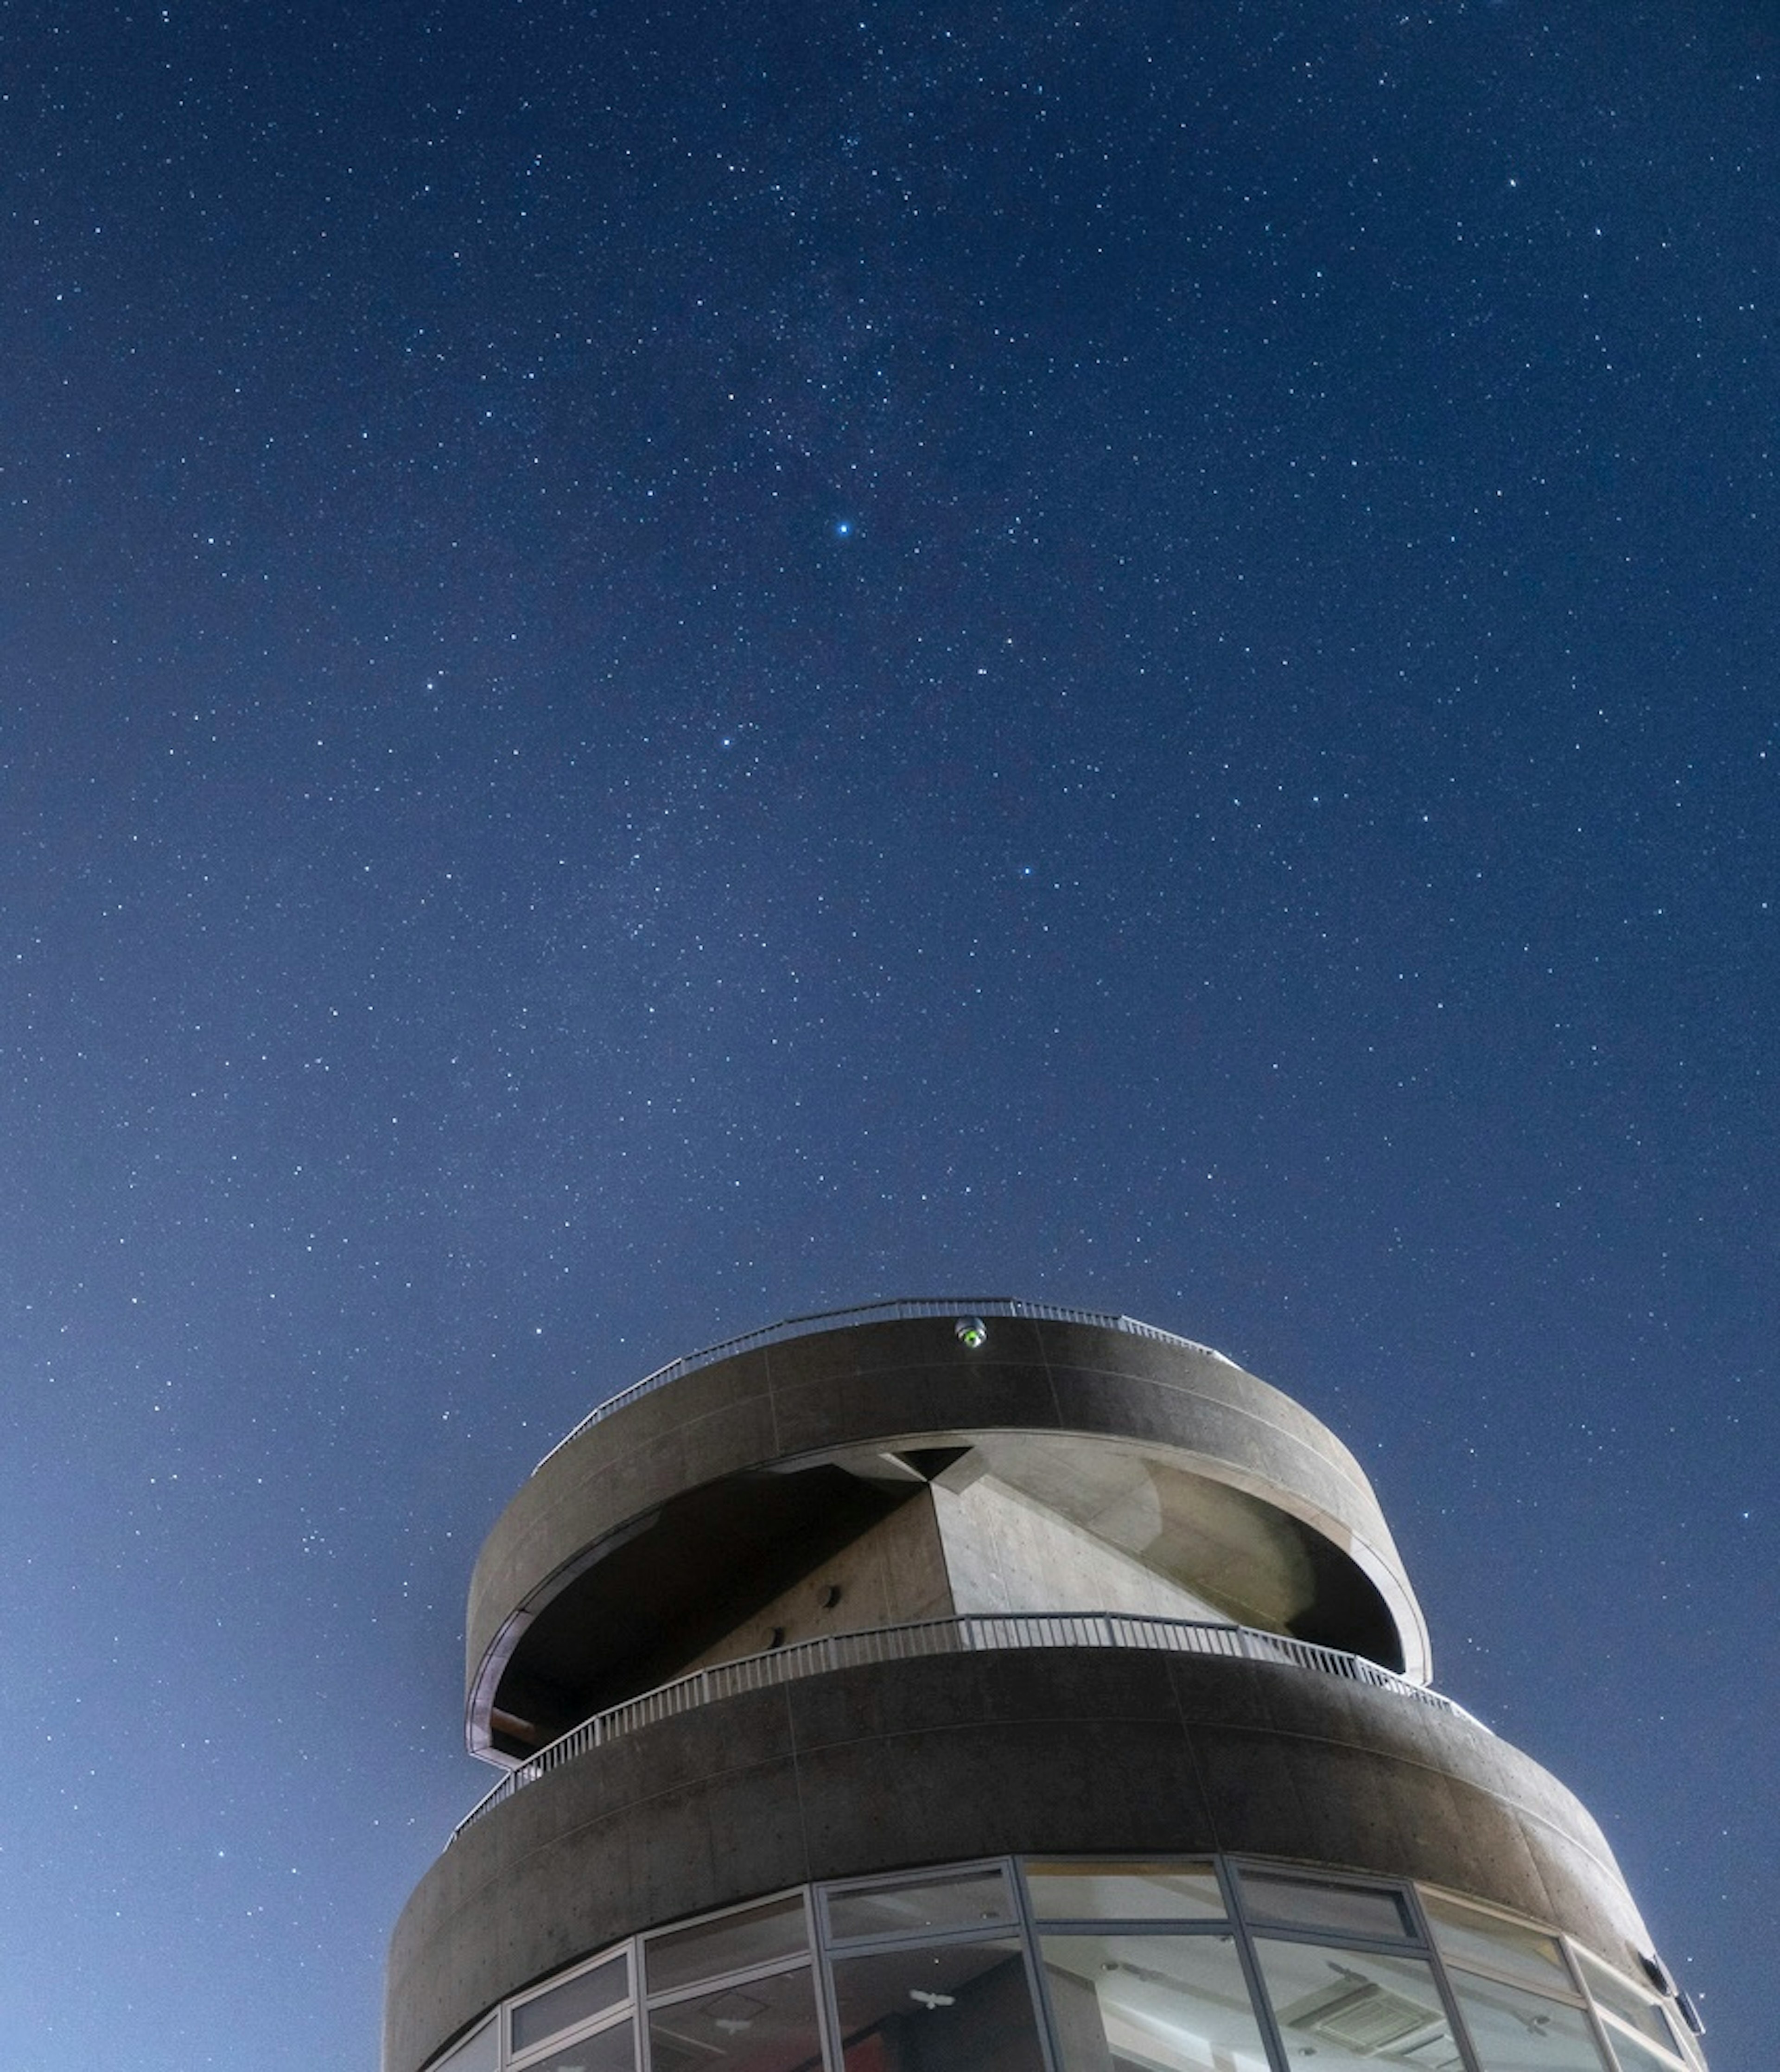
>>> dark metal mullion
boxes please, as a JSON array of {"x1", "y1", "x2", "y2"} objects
[
  {"x1": 1007, "y1": 1853, "x2": 1067, "y2": 2072},
  {"x1": 630, "y1": 1934, "x2": 651, "y2": 2072},
  {"x1": 1217, "y1": 1875, "x2": 1297, "y2": 2072},
  {"x1": 1395, "y1": 1883, "x2": 1492, "y2": 2072},
  {"x1": 808, "y1": 1883, "x2": 847, "y2": 2072}
]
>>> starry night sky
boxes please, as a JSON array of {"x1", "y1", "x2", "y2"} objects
[{"x1": 0, "y1": 3, "x2": 1773, "y2": 2066}]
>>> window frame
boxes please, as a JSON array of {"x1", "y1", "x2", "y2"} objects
[
  {"x1": 818, "y1": 1858, "x2": 1021, "y2": 1950},
  {"x1": 423, "y1": 1852, "x2": 1701, "y2": 2072},
  {"x1": 507, "y1": 1946, "x2": 633, "y2": 2071}
]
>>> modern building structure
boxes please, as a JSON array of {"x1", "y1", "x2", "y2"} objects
[{"x1": 385, "y1": 1299, "x2": 1707, "y2": 2072}]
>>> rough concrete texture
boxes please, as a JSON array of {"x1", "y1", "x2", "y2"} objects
[
  {"x1": 386, "y1": 1648, "x2": 1652, "y2": 2072},
  {"x1": 465, "y1": 1315, "x2": 1430, "y2": 1755}
]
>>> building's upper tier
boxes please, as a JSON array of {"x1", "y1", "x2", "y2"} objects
[{"x1": 465, "y1": 1302, "x2": 1431, "y2": 1763}]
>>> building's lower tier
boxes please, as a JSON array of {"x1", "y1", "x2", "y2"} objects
[{"x1": 386, "y1": 1647, "x2": 1702, "y2": 2072}]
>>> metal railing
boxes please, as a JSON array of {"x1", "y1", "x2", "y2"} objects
[
  {"x1": 535, "y1": 1297, "x2": 1230, "y2": 1471},
  {"x1": 450, "y1": 1611, "x2": 1479, "y2": 1845}
]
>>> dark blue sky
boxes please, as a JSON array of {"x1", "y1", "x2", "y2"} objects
[{"x1": 0, "y1": 3, "x2": 1772, "y2": 2066}]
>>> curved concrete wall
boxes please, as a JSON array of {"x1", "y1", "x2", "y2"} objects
[
  {"x1": 467, "y1": 1315, "x2": 1431, "y2": 1751},
  {"x1": 388, "y1": 1648, "x2": 1651, "y2": 2072}
]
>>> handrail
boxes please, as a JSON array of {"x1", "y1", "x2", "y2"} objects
[
  {"x1": 534, "y1": 1297, "x2": 1231, "y2": 1471},
  {"x1": 450, "y1": 1612, "x2": 1481, "y2": 1846}
]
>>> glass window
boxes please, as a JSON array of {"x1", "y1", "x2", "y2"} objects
[
  {"x1": 1253, "y1": 1939, "x2": 1464, "y2": 2072},
  {"x1": 1448, "y1": 1970, "x2": 1612, "y2": 2072},
  {"x1": 1024, "y1": 1861, "x2": 1225, "y2": 1924},
  {"x1": 1573, "y1": 1953, "x2": 1683, "y2": 2059},
  {"x1": 1423, "y1": 1893, "x2": 1575, "y2": 1997},
  {"x1": 524, "y1": 2020, "x2": 636, "y2": 2072},
  {"x1": 1238, "y1": 1870, "x2": 1414, "y2": 1942},
  {"x1": 827, "y1": 1867, "x2": 1016, "y2": 1943},
  {"x1": 832, "y1": 1937, "x2": 1047, "y2": 2072},
  {"x1": 1596, "y1": 2024, "x2": 1689, "y2": 2072},
  {"x1": 430, "y1": 2017, "x2": 498, "y2": 2072},
  {"x1": 1038, "y1": 1932, "x2": 1270, "y2": 2072},
  {"x1": 512, "y1": 1952, "x2": 629, "y2": 2056},
  {"x1": 648, "y1": 1967, "x2": 823, "y2": 2072},
  {"x1": 647, "y1": 1896, "x2": 809, "y2": 1998}
]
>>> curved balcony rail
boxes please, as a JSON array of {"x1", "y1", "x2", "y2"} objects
[
  {"x1": 451, "y1": 1611, "x2": 1483, "y2": 1845},
  {"x1": 537, "y1": 1297, "x2": 1230, "y2": 1470}
]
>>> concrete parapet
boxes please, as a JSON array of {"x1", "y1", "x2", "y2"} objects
[
  {"x1": 465, "y1": 1314, "x2": 1430, "y2": 1761},
  {"x1": 387, "y1": 1645, "x2": 1650, "y2": 2072}
]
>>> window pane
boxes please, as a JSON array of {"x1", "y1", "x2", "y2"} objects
[
  {"x1": 512, "y1": 1953, "x2": 629, "y2": 2055},
  {"x1": 1254, "y1": 1939, "x2": 1463, "y2": 2072},
  {"x1": 1238, "y1": 1870, "x2": 1413, "y2": 1941},
  {"x1": 1598, "y1": 2024, "x2": 1688, "y2": 2072},
  {"x1": 1024, "y1": 1861, "x2": 1225, "y2": 1924},
  {"x1": 1423, "y1": 1894, "x2": 1574, "y2": 1996},
  {"x1": 827, "y1": 1868, "x2": 1015, "y2": 1943},
  {"x1": 1038, "y1": 1932, "x2": 1270, "y2": 2072},
  {"x1": 647, "y1": 1897, "x2": 808, "y2": 1998},
  {"x1": 1574, "y1": 1953, "x2": 1683, "y2": 2058},
  {"x1": 523, "y1": 2018, "x2": 635, "y2": 2072},
  {"x1": 833, "y1": 1937, "x2": 1046, "y2": 2072},
  {"x1": 431, "y1": 2017, "x2": 498, "y2": 2072},
  {"x1": 1449, "y1": 1970, "x2": 1612, "y2": 2072},
  {"x1": 648, "y1": 1967, "x2": 821, "y2": 2072}
]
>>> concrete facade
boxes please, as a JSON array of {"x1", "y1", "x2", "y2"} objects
[
  {"x1": 386, "y1": 1303, "x2": 1706, "y2": 2072},
  {"x1": 463, "y1": 1313, "x2": 1427, "y2": 1761}
]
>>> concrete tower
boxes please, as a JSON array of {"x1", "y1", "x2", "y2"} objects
[{"x1": 386, "y1": 1300, "x2": 1706, "y2": 2072}]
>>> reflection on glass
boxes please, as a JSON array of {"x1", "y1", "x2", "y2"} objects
[
  {"x1": 432, "y1": 2016, "x2": 498, "y2": 2072},
  {"x1": 525, "y1": 2019, "x2": 636, "y2": 2072},
  {"x1": 833, "y1": 1937, "x2": 1047, "y2": 2072},
  {"x1": 1448, "y1": 1971, "x2": 1611, "y2": 2072},
  {"x1": 1237, "y1": 1870, "x2": 1413, "y2": 1941},
  {"x1": 1254, "y1": 1939, "x2": 1464, "y2": 2072},
  {"x1": 647, "y1": 1897, "x2": 809, "y2": 1998},
  {"x1": 648, "y1": 1967, "x2": 822, "y2": 2072},
  {"x1": 1424, "y1": 1893, "x2": 1574, "y2": 1997},
  {"x1": 828, "y1": 1868, "x2": 1015, "y2": 1943},
  {"x1": 1038, "y1": 1933, "x2": 1269, "y2": 2072},
  {"x1": 512, "y1": 1952, "x2": 629, "y2": 2055},
  {"x1": 1573, "y1": 1954, "x2": 1682, "y2": 2059},
  {"x1": 1024, "y1": 1862, "x2": 1224, "y2": 1924}
]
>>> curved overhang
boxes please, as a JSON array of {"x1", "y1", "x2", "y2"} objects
[{"x1": 464, "y1": 1311, "x2": 1432, "y2": 1762}]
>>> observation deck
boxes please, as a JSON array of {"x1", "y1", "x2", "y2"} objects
[
  {"x1": 465, "y1": 1300, "x2": 1431, "y2": 1765},
  {"x1": 386, "y1": 1303, "x2": 1694, "y2": 2072}
]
